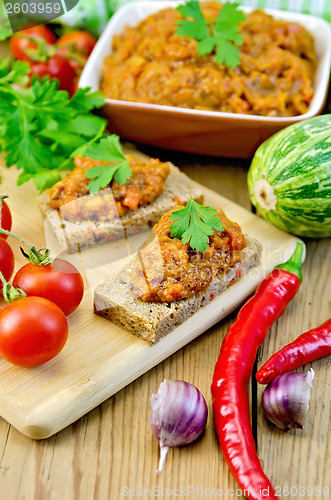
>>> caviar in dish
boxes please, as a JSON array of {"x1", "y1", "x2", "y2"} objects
[
  {"x1": 100, "y1": 2, "x2": 317, "y2": 117},
  {"x1": 46, "y1": 155, "x2": 170, "y2": 220},
  {"x1": 129, "y1": 206, "x2": 247, "y2": 302}
]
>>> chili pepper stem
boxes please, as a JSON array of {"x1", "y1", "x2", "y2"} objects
[{"x1": 275, "y1": 241, "x2": 304, "y2": 282}]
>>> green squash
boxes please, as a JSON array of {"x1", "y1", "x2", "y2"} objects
[{"x1": 248, "y1": 114, "x2": 331, "y2": 238}]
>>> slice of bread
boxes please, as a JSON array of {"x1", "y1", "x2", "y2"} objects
[
  {"x1": 94, "y1": 236, "x2": 262, "y2": 344},
  {"x1": 38, "y1": 164, "x2": 203, "y2": 253}
]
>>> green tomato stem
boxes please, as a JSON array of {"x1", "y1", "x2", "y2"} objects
[
  {"x1": 0, "y1": 271, "x2": 26, "y2": 303},
  {"x1": 0, "y1": 198, "x2": 52, "y2": 266}
]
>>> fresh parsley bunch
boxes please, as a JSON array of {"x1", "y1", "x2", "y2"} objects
[
  {"x1": 176, "y1": 0, "x2": 246, "y2": 68},
  {"x1": 0, "y1": 58, "x2": 108, "y2": 191}
]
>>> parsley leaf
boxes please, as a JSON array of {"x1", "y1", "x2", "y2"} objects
[
  {"x1": 176, "y1": 0, "x2": 209, "y2": 40},
  {"x1": 84, "y1": 135, "x2": 131, "y2": 194},
  {"x1": 0, "y1": 59, "x2": 108, "y2": 192},
  {"x1": 175, "y1": 1, "x2": 246, "y2": 68},
  {"x1": 169, "y1": 198, "x2": 223, "y2": 253},
  {"x1": 0, "y1": 27, "x2": 12, "y2": 41}
]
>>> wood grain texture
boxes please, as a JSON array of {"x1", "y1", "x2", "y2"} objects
[
  {"x1": 0, "y1": 158, "x2": 301, "y2": 440},
  {"x1": 256, "y1": 237, "x2": 331, "y2": 499},
  {"x1": 0, "y1": 147, "x2": 330, "y2": 499}
]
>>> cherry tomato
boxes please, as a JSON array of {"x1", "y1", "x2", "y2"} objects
[
  {"x1": 0, "y1": 297, "x2": 68, "y2": 367},
  {"x1": 59, "y1": 52, "x2": 88, "y2": 76},
  {"x1": 0, "y1": 199, "x2": 12, "y2": 239},
  {"x1": 30, "y1": 54, "x2": 77, "y2": 94},
  {"x1": 10, "y1": 25, "x2": 56, "y2": 62},
  {"x1": 13, "y1": 258, "x2": 84, "y2": 316},
  {"x1": 57, "y1": 31, "x2": 96, "y2": 58},
  {"x1": 0, "y1": 239, "x2": 15, "y2": 292},
  {"x1": 68, "y1": 77, "x2": 80, "y2": 96}
]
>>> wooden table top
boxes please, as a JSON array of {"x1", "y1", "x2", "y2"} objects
[
  {"x1": 0, "y1": 145, "x2": 330, "y2": 500},
  {"x1": 0, "y1": 30, "x2": 330, "y2": 495}
]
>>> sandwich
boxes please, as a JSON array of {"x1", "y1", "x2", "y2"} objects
[
  {"x1": 38, "y1": 154, "x2": 203, "y2": 253},
  {"x1": 94, "y1": 201, "x2": 262, "y2": 343}
]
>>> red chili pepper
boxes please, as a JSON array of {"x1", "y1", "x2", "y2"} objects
[
  {"x1": 256, "y1": 317, "x2": 331, "y2": 385},
  {"x1": 211, "y1": 242, "x2": 304, "y2": 500}
]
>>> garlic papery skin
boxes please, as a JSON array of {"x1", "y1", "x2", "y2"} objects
[
  {"x1": 149, "y1": 379, "x2": 208, "y2": 472},
  {"x1": 262, "y1": 368, "x2": 314, "y2": 432}
]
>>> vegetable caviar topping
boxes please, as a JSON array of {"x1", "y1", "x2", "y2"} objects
[
  {"x1": 46, "y1": 154, "x2": 170, "y2": 219},
  {"x1": 211, "y1": 242, "x2": 304, "y2": 499},
  {"x1": 129, "y1": 205, "x2": 246, "y2": 302}
]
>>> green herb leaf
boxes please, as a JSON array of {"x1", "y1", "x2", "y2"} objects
[
  {"x1": 176, "y1": 0, "x2": 209, "y2": 41},
  {"x1": 0, "y1": 58, "x2": 30, "y2": 85},
  {"x1": 0, "y1": 27, "x2": 12, "y2": 41},
  {"x1": 0, "y1": 59, "x2": 108, "y2": 192},
  {"x1": 18, "y1": 170, "x2": 62, "y2": 192},
  {"x1": 70, "y1": 87, "x2": 106, "y2": 111},
  {"x1": 169, "y1": 198, "x2": 223, "y2": 252},
  {"x1": 84, "y1": 135, "x2": 131, "y2": 194},
  {"x1": 175, "y1": 1, "x2": 246, "y2": 68}
]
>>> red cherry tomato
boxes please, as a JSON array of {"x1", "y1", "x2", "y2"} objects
[
  {"x1": 68, "y1": 77, "x2": 80, "y2": 96},
  {"x1": 13, "y1": 258, "x2": 84, "y2": 316},
  {"x1": 0, "y1": 239, "x2": 15, "y2": 292},
  {"x1": 0, "y1": 297, "x2": 68, "y2": 367},
  {"x1": 10, "y1": 25, "x2": 56, "y2": 62},
  {"x1": 0, "y1": 199, "x2": 12, "y2": 239},
  {"x1": 30, "y1": 54, "x2": 77, "y2": 94},
  {"x1": 57, "y1": 31, "x2": 96, "y2": 57}
]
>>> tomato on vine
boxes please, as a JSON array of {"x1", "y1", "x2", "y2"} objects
[
  {"x1": 0, "y1": 200, "x2": 84, "y2": 315},
  {"x1": 0, "y1": 295, "x2": 68, "y2": 367},
  {"x1": 0, "y1": 197, "x2": 12, "y2": 239},
  {"x1": 0, "y1": 239, "x2": 14, "y2": 291},
  {"x1": 30, "y1": 54, "x2": 76, "y2": 94},
  {"x1": 10, "y1": 27, "x2": 95, "y2": 95},
  {"x1": 14, "y1": 258, "x2": 84, "y2": 316},
  {"x1": 57, "y1": 30, "x2": 96, "y2": 58},
  {"x1": 9, "y1": 25, "x2": 56, "y2": 62}
]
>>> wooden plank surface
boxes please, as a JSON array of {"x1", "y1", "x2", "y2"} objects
[
  {"x1": 0, "y1": 39, "x2": 330, "y2": 500},
  {"x1": 0, "y1": 155, "x2": 300, "y2": 440},
  {"x1": 0, "y1": 151, "x2": 330, "y2": 500}
]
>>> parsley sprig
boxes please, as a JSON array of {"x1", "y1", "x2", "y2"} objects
[
  {"x1": 0, "y1": 58, "x2": 107, "y2": 192},
  {"x1": 175, "y1": 1, "x2": 246, "y2": 68},
  {"x1": 169, "y1": 198, "x2": 223, "y2": 252},
  {"x1": 84, "y1": 136, "x2": 131, "y2": 193}
]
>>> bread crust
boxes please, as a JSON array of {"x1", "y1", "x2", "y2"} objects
[{"x1": 94, "y1": 237, "x2": 262, "y2": 343}]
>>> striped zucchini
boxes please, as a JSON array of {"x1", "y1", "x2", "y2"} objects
[{"x1": 248, "y1": 114, "x2": 331, "y2": 238}]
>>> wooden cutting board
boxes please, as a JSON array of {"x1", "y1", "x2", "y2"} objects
[{"x1": 0, "y1": 152, "x2": 302, "y2": 439}]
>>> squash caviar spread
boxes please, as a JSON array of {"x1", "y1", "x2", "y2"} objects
[
  {"x1": 46, "y1": 156, "x2": 170, "y2": 221},
  {"x1": 129, "y1": 206, "x2": 246, "y2": 302},
  {"x1": 100, "y1": 2, "x2": 317, "y2": 117}
]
